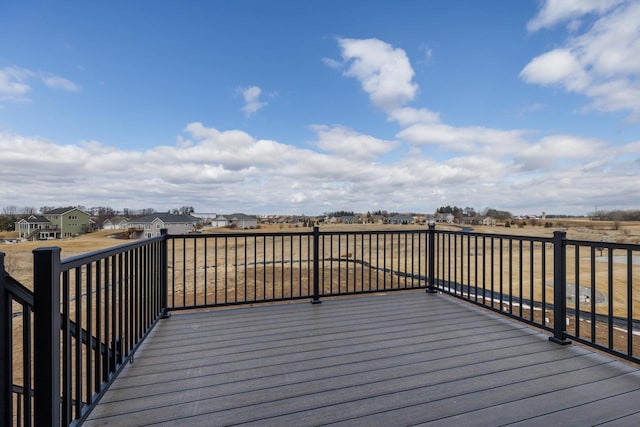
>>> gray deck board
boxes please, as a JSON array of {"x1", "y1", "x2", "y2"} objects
[{"x1": 84, "y1": 292, "x2": 640, "y2": 426}]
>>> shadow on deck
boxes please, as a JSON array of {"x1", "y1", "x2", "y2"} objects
[{"x1": 85, "y1": 292, "x2": 640, "y2": 426}]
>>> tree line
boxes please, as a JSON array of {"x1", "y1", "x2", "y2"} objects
[
  {"x1": 436, "y1": 206, "x2": 513, "y2": 220},
  {"x1": 589, "y1": 209, "x2": 640, "y2": 221}
]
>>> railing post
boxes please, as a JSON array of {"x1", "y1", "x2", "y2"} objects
[
  {"x1": 0, "y1": 252, "x2": 10, "y2": 427},
  {"x1": 33, "y1": 247, "x2": 62, "y2": 426},
  {"x1": 311, "y1": 226, "x2": 321, "y2": 304},
  {"x1": 160, "y1": 229, "x2": 171, "y2": 318},
  {"x1": 549, "y1": 231, "x2": 571, "y2": 345},
  {"x1": 426, "y1": 224, "x2": 437, "y2": 293}
]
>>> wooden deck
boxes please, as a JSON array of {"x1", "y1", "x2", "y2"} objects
[{"x1": 84, "y1": 292, "x2": 640, "y2": 426}]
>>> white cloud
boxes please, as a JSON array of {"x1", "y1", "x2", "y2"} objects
[
  {"x1": 527, "y1": 0, "x2": 623, "y2": 32},
  {"x1": 397, "y1": 122, "x2": 528, "y2": 154},
  {"x1": 513, "y1": 134, "x2": 607, "y2": 171},
  {"x1": 42, "y1": 74, "x2": 80, "y2": 91},
  {"x1": 522, "y1": 0, "x2": 640, "y2": 121},
  {"x1": 3, "y1": 123, "x2": 636, "y2": 214},
  {"x1": 0, "y1": 67, "x2": 34, "y2": 104},
  {"x1": 520, "y1": 48, "x2": 590, "y2": 92},
  {"x1": 321, "y1": 57, "x2": 342, "y2": 69},
  {"x1": 240, "y1": 85, "x2": 267, "y2": 117},
  {"x1": 336, "y1": 38, "x2": 418, "y2": 111},
  {"x1": 310, "y1": 124, "x2": 397, "y2": 161},
  {"x1": 0, "y1": 66, "x2": 79, "y2": 105},
  {"x1": 387, "y1": 107, "x2": 440, "y2": 126}
]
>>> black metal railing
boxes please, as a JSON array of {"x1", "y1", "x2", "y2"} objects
[
  {"x1": 432, "y1": 230, "x2": 556, "y2": 332},
  {"x1": 166, "y1": 228, "x2": 429, "y2": 310},
  {"x1": 563, "y1": 238, "x2": 639, "y2": 359},
  {"x1": 429, "y1": 229, "x2": 639, "y2": 360},
  {"x1": 2, "y1": 225, "x2": 639, "y2": 426},
  {"x1": 2, "y1": 251, "x2": 35, "y2": 427},
  {"x1": 2, "y1": 234, "x2": 167, "y2": 427}
]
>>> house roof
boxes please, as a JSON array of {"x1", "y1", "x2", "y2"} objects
[
  {"x1": 18, "y1": 215, "x2": 51, "y2": 224},
  {"x1": 103, "y1": 216, "x2": 128, "y2": 224},
  {"x1": 44, "y1": 207, "x2": 87, "y2": 215},
  {"x1": 228, "y1": 213, "x2": 257, "y2": 221},
  {"x1": 129, "y1": 213, "x2": 197, "y2": 224}
]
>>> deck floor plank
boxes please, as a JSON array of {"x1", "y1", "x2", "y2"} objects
[{"x1": 84, "y1": 292, "x2": 640, "y2": 426}]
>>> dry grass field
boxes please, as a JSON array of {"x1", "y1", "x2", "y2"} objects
[{"x1": 2, "y1": 220, "x2": 639, "y2": 296}]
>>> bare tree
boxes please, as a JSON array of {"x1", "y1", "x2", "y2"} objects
[
  {"x1": 20, "y1": 206, "x2": 37, "y2": 215},
  {"x1": 2, "y1": 206, "x2": 18, "y2": 215}
]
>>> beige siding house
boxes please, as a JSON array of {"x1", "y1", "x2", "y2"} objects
[{"x1": 128, "y1": 213, "x2": 197, "y2": 238}]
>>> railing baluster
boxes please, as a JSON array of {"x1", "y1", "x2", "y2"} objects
[
  {"x1": 311, "y1": 227, "x2": 321, "y2": 304},
  {"x1": 608, "y1": 248, "x2": 614, "y2": 350},
  {"x1": 627, "y1": 249, "x2": 633, "y2": 357},
  {"x1": 61, "y1": 271, "x2": 71, "y2": 425}
]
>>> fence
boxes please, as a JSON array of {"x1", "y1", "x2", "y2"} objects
[
  {"x1": 2, "y1": 235, "x2": 167, "y2": 427},
  {"x1": 166, "y1": 228, "x2": 429, "y2": 309},
  {"x1": 2, "y1": 225, "x2": 639, "y2": 426}
]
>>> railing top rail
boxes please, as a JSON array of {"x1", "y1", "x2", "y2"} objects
[
  {"x1": 316, "y1": 228, "x2": 428, "y2": 236},
  {"x1": 171, "y1": 230, "x2": 314, "y2": 239},
  {"x1": 60, "y1": 234, "x2": 165, "y2": 270},
  {"x1": 436, "y1": 229, "x2": 555, "y2": 243},
  {"x1": 565, "y1": 238, "x2": 640, "y2": 250},
  {"x1": 172, "y1": 228, "x2": 432, "y2": 239},
  {"x1": 4, "y1": 272, "x2": 34, "y2": 307}
]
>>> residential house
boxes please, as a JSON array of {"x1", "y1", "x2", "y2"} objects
[
  {"x1": 43, "y1": 207, "x2": 92, "y2": 237},
  {"x1": 339, "y1": 215, "x2": 356, "y2": 224},
  {"x1": 436, "y1": 213, "x2": 455, "y2": 224},
  {"x1": 191, "y1": 213, "x2": 217, "y2": 226},
  {"x1": 211, "y1": 215, "x2": 230, "y2": 228},
  {"x1": 102, "y1": 217, "x2": 129, "y2": 230},
  {"x1": 482, "y1": 216, "x2": 497, "y2": 227},
  {"x1": 16, "y1": 207, "x2": 92, "y2": 240},
  {"x1": 195, "y1": 213, "x2": 258, "y2": 230},
  {"x1": 15, "y1": 215, "x2": 59, "y2": 240},
  {"x1": 128, "y1": 213, "x2": 197, "y2": 238},
  {"x1": 388, "y1": 214, "x2": 414, "y2": 225},
  {"x1": 228, "y1": 213, "x2": 258, "y2": 229}
]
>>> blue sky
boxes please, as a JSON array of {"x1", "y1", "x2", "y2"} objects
[{"x1": 1, "y1": 0, "x2": 639, "y2": 215}]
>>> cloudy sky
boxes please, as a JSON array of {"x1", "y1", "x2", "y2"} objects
[{"x1": 1, "y1": 0, "x2": 639, "y2": 216}]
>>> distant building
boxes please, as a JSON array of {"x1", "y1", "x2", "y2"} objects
[
  {"x1": 228, "y1": 213, "x2": 258, "y2": 229},
  {"x1": 482, "y1": 216, "x2": 497, "y2": 227},
  {"x1": 191, "y1": 212, "x2": 217, "y2": 225},
  {"x1": 211, "y1": 215, "x2": 230, "y2": 228},
  {"x1": 210, "y1": 213, "x2": 258, "y2": 229},
  {"x1": 102, "y1": 216, "x2": 129, "y2": 230},
  {"x1": 128, "y1": 213, "x2": 197, "y2": 238},
  {"x1": 15, "y1": 215, "x2": 58, "y2": 240},
  {"x1": 436, "y1": 213, "x2": 455, "y2": 224},
  {"x1": 339, "y1": 215, "x2": 356, "y2": 224},
  {"x1": 15, "y1": 207, "x2": 91, "y2": 240},
  {"x1": 388, "y1": 214, "x2": 414, "y2": 225}
]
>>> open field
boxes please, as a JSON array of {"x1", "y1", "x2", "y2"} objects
[{"x1": 3, "y1": 220, "x2": 640, "y2": 291}]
